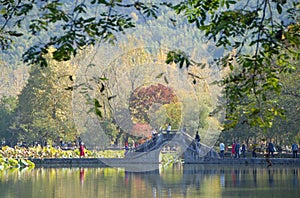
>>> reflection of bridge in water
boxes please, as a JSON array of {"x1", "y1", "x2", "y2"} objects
[
  {"x1": 124, "y1": 131, "x2": 219, "y2": 164},
  {"x1": 125, "y1": 164, "x2": 221, "y2": 197}
]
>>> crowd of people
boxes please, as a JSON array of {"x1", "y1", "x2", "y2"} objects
[{"x1": 219, "y1": 141, "x2": 299, "y2": 159}]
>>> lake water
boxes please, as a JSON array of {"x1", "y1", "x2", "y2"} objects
[{"x1": 0, "y1": 164, "x2": 299, "y2": 198}]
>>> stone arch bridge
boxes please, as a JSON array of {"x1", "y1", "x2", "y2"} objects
[{"x1": 124, "y1": 131, "x2": 219, "y2": 164}]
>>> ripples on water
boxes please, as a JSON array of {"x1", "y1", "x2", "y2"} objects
[{"x1": 0, "y1": 164, "x2": 299, "y2": 198}]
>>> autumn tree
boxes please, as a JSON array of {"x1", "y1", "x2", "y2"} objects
[{"x1": 129, "y1": 84, "x2": 179, "y2": 123}]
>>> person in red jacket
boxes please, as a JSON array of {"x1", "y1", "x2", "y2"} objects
[
  {"x1": 231, "y1": 141, "x2": 236, "y2": 158},
  {"x1": 79, "y1": 142, "x2": 85, "y2": 157}
]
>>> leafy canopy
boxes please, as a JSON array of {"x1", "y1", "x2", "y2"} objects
[
  {"x1": 165, "y1": 0, "x2": 300, "y2": 129},
  {"x1": 0, "y1": 0, "x2": 158, "y2": 66},
  {"x1": 1, "y1": 0, "x2": 299, "y2": 130}
]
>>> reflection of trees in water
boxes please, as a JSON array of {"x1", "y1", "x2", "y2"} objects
[
  {"x1": 1, "y1": 166, "x2": 300, "y2": 197},
  {"x1": 124, "y1": 165, "x2": 300, "y2": 197}
]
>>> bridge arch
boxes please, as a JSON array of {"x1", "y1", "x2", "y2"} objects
[{"x1": 124, "y1": 131, "x2": 219, "y2": 167}]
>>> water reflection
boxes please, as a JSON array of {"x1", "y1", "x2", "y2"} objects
[
  {"x1": 293, "y1": 169, "x2": 299, "y2": 187},
  {"x1": 0, "y1": 165, "x2": 299, "y2": 198},
  {"x1": 220, "y1": 169, "x2": 225, "y2": 188},
  {"x1": 79, "y1": 168, "x2": 85, "y2": 186},
  {"x1": 253, "y1": 168, "x2": 257, "y2": 187},
  {"x1": 268, "y1": 169, "x2": 274, "y2": 187}
]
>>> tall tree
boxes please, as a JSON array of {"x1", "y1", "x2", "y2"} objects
[{"x1": 13, "y1": 49, "x2": 77, "y2": 145}]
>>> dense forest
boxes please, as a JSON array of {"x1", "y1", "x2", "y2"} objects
[{"x1": 0, "y1": 0, "x2": 299, "y2": 150}]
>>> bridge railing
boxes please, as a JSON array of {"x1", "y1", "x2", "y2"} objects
[
  {"x1": 127, "y1": 130, "x2": 175, "y2": 153},
  {"x1": 128, "y1": 130, "x2": 196, "y2": 153}
]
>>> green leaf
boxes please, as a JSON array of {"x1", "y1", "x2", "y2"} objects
[
  {"x1": 108, "y1": 95, "x2": 116, "y2": 100},
  {"x1": 251, "y1": 108, "x2": 260, "y2": 115},
  {"x1": 95, "y1": 108, "x2": 102, "y2": 117},
  {"x1": 164, "y1": 76, "x2": 169, "y2": 84},
  {"x1": 7, "y1": 31, "x2": 23, "y2": 37},
  {"x1": 277, "y1": 3, "x2": 282, "y2": 14},
  {"x1": 156, "y1": 72, "x2": 164, "y2": 79},
  {"x1": 100, "y1": 83, "x2": 105, "y2": 92},
  {"x1": 94, "y1": 99, "x2": 102, "y2": 108}
]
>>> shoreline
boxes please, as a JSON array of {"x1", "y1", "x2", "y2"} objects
[{"x1": 30, "y1": 157, "x2": 300, "y2": 168}]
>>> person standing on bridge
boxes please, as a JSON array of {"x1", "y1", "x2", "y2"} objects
[
  {"x1": 166, "y1": 123, "x2": 172, "y2": 134},
  {"x1": 151, "y1": 129, "x2": 157, "y2": 140},
  {"x1": 195, "y1": 131, "x2": 200, "y2": 144}
]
